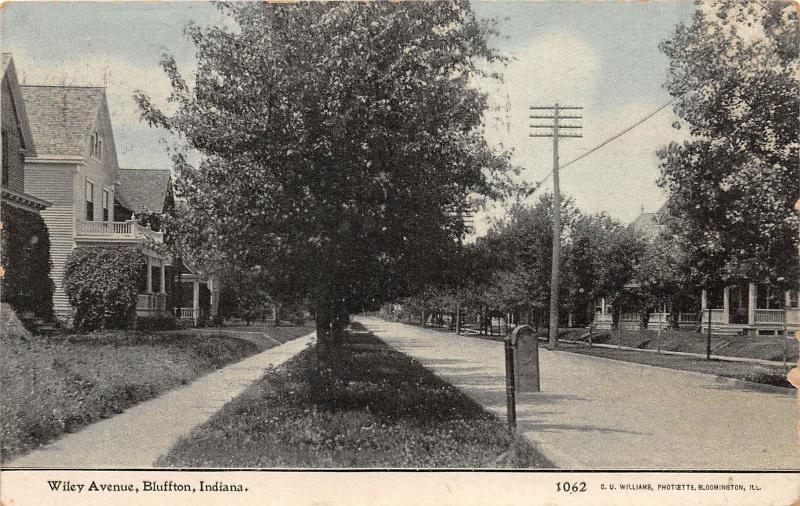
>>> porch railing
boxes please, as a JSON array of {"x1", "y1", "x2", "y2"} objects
[
  {"x1": 701, "y1": 309, "x2": 727, "y2": 324},
  {"x1": 647, "y1": 312, "x2": 697, "y2": 326},
  {"x1": 75, "y1": 220, "x2": 163, "y2": 243},
  {"x1": 754, "y1": 309, "x2": 785, "y2": 325},
  {"x1": 136, "y1": 293, "x2": 166, "y2": 317},
  {"x1": 178, "y1": 307, "x2": 194, "y2": 320}
]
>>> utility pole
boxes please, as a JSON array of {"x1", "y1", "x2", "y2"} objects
[{"x1": 530, "y1": 103, "x2": 582, "y2": 350}]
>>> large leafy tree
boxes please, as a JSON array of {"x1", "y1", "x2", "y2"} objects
[
  {"x1": 657, "y1": 0, "x2": 799, "y2": 287},
  {"x1": 135, "y1": 2, "x2": 512, "y2": 372},
  {"x1": 483, "y1": 195, "x2": 578, "y2": 321},
  {"x1": 563, "y1": 212, "x2": 644, "y2": 328},
  {"x1": 632, "y1": 234, "x2": 691, "y2": 326}
]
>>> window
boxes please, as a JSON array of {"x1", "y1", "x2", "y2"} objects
[
  {"x1": 102, "y1": 189, "x2": 110, "y2": 221},
  {"x1": 1, "y1": 129, "x2": 8, "y2": 187},
  {"x1": 85, "y1": 180, "x2": 95, "y2": 221},
  {"x1": 790, "y1": 290, "x2": 799, "y2": 309},
  {"x1": 89, "y1": 132, "x2": 102, "y2": 160}
]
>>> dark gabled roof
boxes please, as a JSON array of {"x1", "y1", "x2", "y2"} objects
[
  {"x1": 2, "y1": 54, "x2": 37, "y2": 156},
  {"x1": 630, "y1": 213, "x2": 662, "y2": 239},
  {"x1": 1, "y1": 54, "x2": 15, "y2": 77},
  {"x1": 630, "y1": 205, "x2": 669, "y2": 240},
  {"x1": 19, "y1": 84, "x2": 105, "y2": 156},
  {"x1": 116, "y1": 168, "x2": 172, "y2": 214}
]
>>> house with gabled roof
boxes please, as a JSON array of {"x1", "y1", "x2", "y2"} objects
[
  {"x1": 594, "y1": 205, "x2": 799, "y2": 336},
  {"x1": 17, "y1": 82, "x2": 180, "y2": 322},
  {"x1": 16, "y1": 72, "x2": 219, "y2": 326},
  {"x1": 112, "y1": 167, "x2": 219, "y2": 325},
  {"x1": 115, "y1": 168, "x2": 174, "y2": 221},
  {"x1": 1, "y1": 54, "x2": 54, "y2": 328}
]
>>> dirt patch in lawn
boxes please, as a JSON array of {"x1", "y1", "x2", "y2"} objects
[
  {"x1": 1, "y1": 331, "x2": 259, "y2": 462},
  {"x1": 158, "y1": 325, "x2": 552, "y2": 468}
]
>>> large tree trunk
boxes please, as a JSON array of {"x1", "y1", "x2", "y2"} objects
[
  {"x1": 311, "y1": 301, "x2": 349, "y2": 404},
  {"x1": 272, "y1": 302, "x2": 280, "y2": 326},
  {"x1": 312, "y1": 305, "x2": 337, "y2": 403}
]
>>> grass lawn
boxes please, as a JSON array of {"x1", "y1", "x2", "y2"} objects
[
  {"x1": 556, "y1": 342, "x2": 794, "y2": 389},
  {"x1": 158, "y1": 324, "x2": 552, "y2": 468},
  {"x1": 170, "y1": 323, "x2": 315, "y2": 351},
  {"x1": 395, "y1": 319, "x2": 794, "y2": 389},
  {"x1": 0, "y1": 330, "x2": 261, "y2": 462},
  {"x1": 571, "y1": 328, "x2": 798, "y2": 362}
]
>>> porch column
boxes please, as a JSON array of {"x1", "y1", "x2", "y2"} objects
[
  {"x1": 159, "y1": 260, "x2": 166, "y2": 294},
  {"x1": 210, "y1": 277, "x2": 219, "y2": 319},
  {"x1": 748, "y1": 283, "x2": 756, "y2": 325},
  {"x1": 601, "y1": 298, "x2": 606, "y2": 316},
  {"x1": 785, "y1": 290, "x2": 791, "y2": 324},
  {"x1": 700, "y1": 289, "x2": 707, "y2": 310},
  {"x1": 722, "y1": 286, "x2": 730, "y2": 324},
  {"x1": 146, "y1": 256, "x2": 153, "y2": 293},
  {"x1": 193, "y1": 280, "x2": 200, "y2": 326}
]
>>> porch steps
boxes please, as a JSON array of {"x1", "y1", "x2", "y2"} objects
[{"x1": 19, "y1": 314, "x2": 61, "y2": 336}]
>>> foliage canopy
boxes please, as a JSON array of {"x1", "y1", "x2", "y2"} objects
[{"x1": 136, "y1": 1, "x2": 515, "y2": 340}]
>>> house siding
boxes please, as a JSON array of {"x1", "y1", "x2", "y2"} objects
[
  {"x1": 79, "y1": 100, "x2": 117, "y2": 222},
  {"x1": 2, "y1": 77, "x2": 27, "y2": 192},
  {"x1": 24, "y1": 164, "x2": 77, "y2": 317}
]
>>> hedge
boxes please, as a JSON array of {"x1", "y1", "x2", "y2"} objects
[
  {"x1": 0, "y1": 203, "x2": 54, "y2": 319},
  {"x1": 63, "y1": 246, "x2": 146, "y2": 331}
]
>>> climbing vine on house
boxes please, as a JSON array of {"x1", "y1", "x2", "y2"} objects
[
  {"x1": 0, "y1": 203, "x2": 54, "y2": 319},
  {"x1": 63, "y1": 246, "x2": 146, "y2": 331}
]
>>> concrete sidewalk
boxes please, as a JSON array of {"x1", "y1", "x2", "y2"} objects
[
  {"x1": 358, "y1": 317, "x2": 800, "y2": 470},
  {"x1": 7, "y1": 332, "x2": 315, "y2": 468}
]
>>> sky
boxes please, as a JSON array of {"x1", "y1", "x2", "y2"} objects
[{"x1": 1, "y1": 0, "x2": 696, "y2": 231}]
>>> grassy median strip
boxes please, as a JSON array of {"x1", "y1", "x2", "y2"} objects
[
  {"x1": 158, "y1": 326, "x2": 552, "y2": 468},
  {"x1": 1, "y1": 331, "x2": 259, "y2": 461}
]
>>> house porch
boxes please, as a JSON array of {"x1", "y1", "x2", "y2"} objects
[{"x1": 700, "y1": 283, "x2": 798, "y2": 336}]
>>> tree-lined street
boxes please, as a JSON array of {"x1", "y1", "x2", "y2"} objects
[{"x1": 2, "y1": 0, "x2": 799, "y2": 481}]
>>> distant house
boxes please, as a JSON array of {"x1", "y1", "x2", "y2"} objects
[
  {"x1": 114, "y1": 168, "x2": 219, "y2": 325},
  {"x1": 628, "y1": 203, "x2": 668, "y2": 240},
  {"x1": 114, "y1": 168, "x2": 174, "y2": 225},
  {"x1": 18, "y1": 81, "x2": 217, "y2": 325},
  {"x1": 1, "y1": 54, "x2": 53, "y2": 321},
  {"x1": 594, "y1": 205, "x2": 799, "y2": 336}
]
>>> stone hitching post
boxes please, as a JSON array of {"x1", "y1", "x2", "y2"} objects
[
  {"x1": 504, "y1": 325, "x2": 542, "y2": 429},
  {"x1": 511, "y1": 325, "x2": 541, "y2": 393}
]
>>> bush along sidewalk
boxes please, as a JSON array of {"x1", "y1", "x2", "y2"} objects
[{"x1": 158, "y1": 323, "x2": 553, "y2": 468}]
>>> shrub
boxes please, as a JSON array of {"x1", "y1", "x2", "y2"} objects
[
  {"x1": 63, "y1": 246, "x2": 146, "y2": 331},
  {"x1": 137, "y1": 314, "x2": 181, "y2": 331},
  {"x1": 0, "y1": 203, "x2": 54, "y2": 318}
]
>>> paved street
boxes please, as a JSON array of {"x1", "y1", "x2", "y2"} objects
[
  {"x1": 7, "y1": 332, "x2": 315, "y2": 468},
  {"x1": 358, "y1": 317, "x2": 800, "y2": 470}
]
